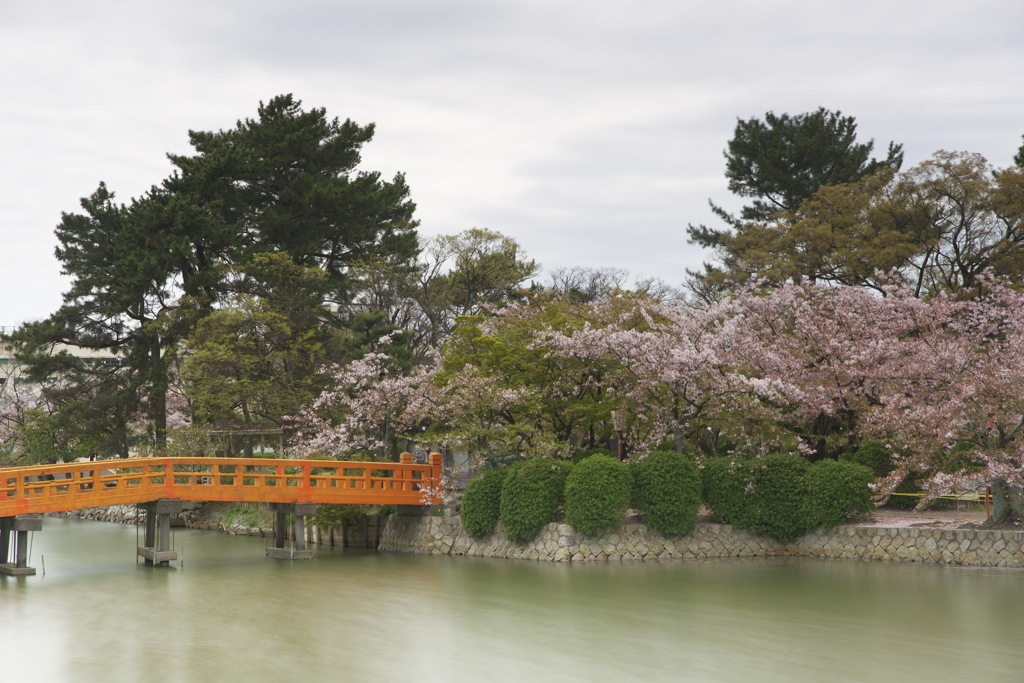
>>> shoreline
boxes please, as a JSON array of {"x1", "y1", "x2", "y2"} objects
[
  {"x1": 380, "y1": 507, "x2": 1023, "y2": 568},
  {"x1": 48, "y1": 503, "x2": 1021, "y2": 568}
]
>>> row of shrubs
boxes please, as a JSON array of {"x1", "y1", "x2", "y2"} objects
[
  {"x1": 703, "y1": 454, "x2": 873, "y2": 542},
  {"x1": 459, "y1": 451, "x2": 873, "y2": 543}
]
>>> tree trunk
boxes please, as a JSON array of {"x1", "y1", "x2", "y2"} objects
[
  {"x1": 982, "y1": 479, "x2": 1024, "y2": 527},
  {"x1": 149, "y1": 338, "x2": 167, "y2": 452}
]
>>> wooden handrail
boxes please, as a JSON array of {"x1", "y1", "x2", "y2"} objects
[{"x1": 0, "y1": 455, "x2": 444, "y2": 516}]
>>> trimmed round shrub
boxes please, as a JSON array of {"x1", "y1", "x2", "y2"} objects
[
  {"x1": 459, "y1": 467, "x2": 510, "y2": 538},
  {"x1": 630, "y1": 450, "x2": 702, "y2": 536},
  {"x1": 499, "y1": 458, "x2": 574, "y2": 542},
  {"x1": 744, "y1": 454, "x2": 811, "y2": 542},
  {"x1": 840, "y1": 440, "x2": 894, "y2": 477},
  {"x1": 564, "y1": 455, "x2": 632, "y2": 536},
  {"x1": 571, "y1": 447, "x2": 613, "y2": 464},
  {"x1": 701, "y1": 456, "x2": 750, "y2": 525},
  {"x1": 803, "y1": 459, "x2": 874, "y2": 529}
]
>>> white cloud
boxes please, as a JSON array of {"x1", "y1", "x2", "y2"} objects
[{"x1": 2, "y1": 0, "x2": 1023, "y2": 324}]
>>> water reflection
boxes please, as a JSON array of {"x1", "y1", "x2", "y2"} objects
[{"x1": 2, "y1": 518, "x2": 1022, "y2": 682}]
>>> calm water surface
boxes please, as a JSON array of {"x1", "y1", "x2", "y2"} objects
[{"x1": 2, "y1": 517, "x2": 1022, "y2": 682}]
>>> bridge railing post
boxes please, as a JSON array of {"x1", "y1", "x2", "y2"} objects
[
  {"x1": 430, "y1": 452, "x2": 444, "y2": 505},
  {"x1": 399, "y1": 452, "x2": 413, "y2": 493}
]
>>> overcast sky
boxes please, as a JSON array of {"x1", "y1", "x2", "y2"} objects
[{"x1": 2, "y1": 0, "x2": 1023, "y2": 326}]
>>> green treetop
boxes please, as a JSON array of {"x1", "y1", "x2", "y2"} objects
[{"x1": 688, "y1": 107, "x2": 903, "y2": 293}]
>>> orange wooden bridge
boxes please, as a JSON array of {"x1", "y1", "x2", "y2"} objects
[{"x1": 1, "y1": 454, "x2": 443, "y2": 574}]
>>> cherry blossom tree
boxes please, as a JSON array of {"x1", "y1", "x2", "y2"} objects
[
  {"x1": 0, "y1": 378, "x2": 40, "y2": 464},
  {"x1": 864, "y1": 280, "x2": 1024, "y2": 521},
  {"x1": 291, "y1": 270, "x2": 1024, "y2": 524},
  {"x1": 721, "y1": 278, "x2": 1024, "y2": 521},
  {"x1": 534, "y1": 294, "x2": 743, "y2": 455},
  {"x1": 291, "y1": 348, "x2": 439, "y2": 459},
  {"x1": 721, "y1": 282, "x2": 934, "y2": 458}
]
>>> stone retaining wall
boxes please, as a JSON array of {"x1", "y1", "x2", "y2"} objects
[
  {"x1": 52, "y1": 504, "x2": 206, "y2": 528},
  {"x1": 380, "y1": 515, "x2": 1024, "y2": 568},
  {"x1": 52, "y1": 504, "x2": 381, "y2": 545}
]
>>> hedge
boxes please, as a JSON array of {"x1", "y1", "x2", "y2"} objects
[
  {"x1": 701, "y1": 456, "x2": 750, "y2": 525},
  {"x1": 802, "y1": 459, "x2": 874, "y2": 529},
  {"x1": 564, "y1": 455, "x2": 633, "y2": 535},
  {"x1": 459, "y1": 467, "x2": 510, "y2": 538},
  {"x1": 499, "y1": 458, "x2": 574, "y2": 542},
  {"x1": 743, "y1": 454, "x2": 810, "y2": 542},
  {"x1": 631, "y1": 450, "x2": 702, "y2": 536}
]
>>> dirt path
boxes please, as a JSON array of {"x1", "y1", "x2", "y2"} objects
[{"x1": 861, "y1": 508, "x2": 988, "y2": 529}]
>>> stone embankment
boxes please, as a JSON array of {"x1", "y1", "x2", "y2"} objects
[
  {"x1": 380, "y1": 513, "x2": 1024, "y2": 568},
  {"x1": 52, "y1": 503, "x2": 381, "y2": 546},
  {"x1": 51, "y1": 504, "x2": 274, "y2": 536}
]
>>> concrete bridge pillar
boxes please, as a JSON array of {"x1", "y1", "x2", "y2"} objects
[
  {"x1": 137, "y1": 499, "x2": 182, "y2": 566},
  {"x1": 268, "y1": 503, "x2": 315, "y2": 560},
  {"x1": 0, "y1": 515, "x2": 43, "y2": 576}
]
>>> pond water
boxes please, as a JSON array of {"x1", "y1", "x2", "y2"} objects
[{"x1": 2, "y1": 517, "x2": 1022, "y2": 682}]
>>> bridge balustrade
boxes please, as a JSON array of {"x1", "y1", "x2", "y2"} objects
[{"x1": 0, "y1": 453, "x2": 443, "y2": 516}]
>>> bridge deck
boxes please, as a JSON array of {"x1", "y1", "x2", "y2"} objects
[{"x1": 1, "y1": 454, "x2": 443, "y2": 516}]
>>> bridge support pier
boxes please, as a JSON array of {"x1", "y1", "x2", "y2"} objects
[
  {"x1": 137, "y1": 499, "x2": 182, "y2": 566},
  {"x1": 267, "y1": 503, "x2": 314, "y2": 560},
  {"x1": 0, "y1": 514, "x2": 43, "y2": 576}
]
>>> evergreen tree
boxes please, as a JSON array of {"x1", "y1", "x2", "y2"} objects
[
  {"x1": 687, "y1": 107, "x2": 903, "y2": 291},
  {"x1": 11, "y1": 95, "x2": 419, "y2": 455}
]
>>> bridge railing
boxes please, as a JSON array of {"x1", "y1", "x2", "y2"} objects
[{"x1": 0, "y1": 453, "x2": 443, "y2": 516}]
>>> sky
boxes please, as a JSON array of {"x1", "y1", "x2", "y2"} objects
[{"x1": 2, "y1": 0, "x2": 1023, "y2": 326}]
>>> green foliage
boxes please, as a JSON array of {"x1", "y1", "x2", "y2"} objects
[
  {"x1": 840, "y1": 440, "x2": 893, "y2": 477},
  {"x1": 430, "y1": 228, "x2": 539, "y2": 316},
  {"x1": 803, "y1": 459, "x2": 874, "y2": 529},
  {"x1": 135, "y1": 424, "x2": 213, "y2": 458},
  {"x1": 716, "y1": 107, "x2": 903, "y2": 225},
  {"x1": 687, "y1": 107, "x2": 904, "y2": 293},
  {"x1": 571, "y1": 447, "x2": 612, "y2": 463},
  {"x1": 630, "y1": 450, "x2": 702, "y2": 536},
  {"x1": 181, "y1": 254, "x2": 341, "y2": 441},
  {"x1": 311, "y1": 504, "x2": 372, "y2": 528},
  {"x1": 433, "y1": 298, "x2": 624, "y2": 459},
  {"x1": 744, "y1": 454, "x2": 811, "y2": 542},
  {"x1": 934, "y1": 441, "x2": 984, "y2": 475},
  {"x1": 223, "y1": 503, "x2": 272, "y2": 528},
  {"x1": 701, "y1": 456, "x2": 750, "y2": 525},
  {"x1": 885, "y1": 472, "x2": 923, "y2": 510},
  {"x1": 11, "y1": 94, "x2": 419, "y2": 454},
  {"x1": 338, "y1": 311, "x2": 414, "y2": 370},
  {"x1": 499, "y1": 458, "x2": 573, "y2": 542},
  {"x1": 459, "y1": 467, "x2": 510, "y2": 538},
  {"x1": 564, "y1": 455, "x2": 632, "y2": 536}
]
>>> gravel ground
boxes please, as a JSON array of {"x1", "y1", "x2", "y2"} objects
[{"x1": 861, "y1": 507, "x2": 989, "y2": 529}]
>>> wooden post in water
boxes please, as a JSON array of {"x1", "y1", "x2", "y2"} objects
[
  {"x1": 0, "y1": 521, "x2": 10, "y2": 564},
  {"x1": 137, "y1": 500, "x2": 181, "y2": 566},
  {"x1": 0, "y1": 514, "x2": 42, "y2": 576},
  {"x1": 267, "y1": 503, "x2": 314, "y2": 559}
]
